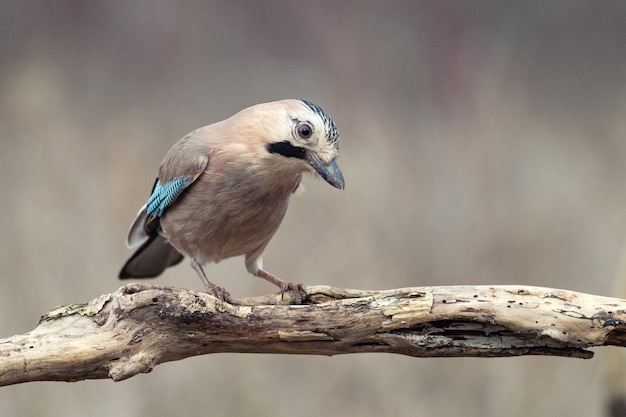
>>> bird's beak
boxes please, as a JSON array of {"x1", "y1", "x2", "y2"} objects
[{"x1": 307, "y1": 151, "x2": 345, "y2": 190}]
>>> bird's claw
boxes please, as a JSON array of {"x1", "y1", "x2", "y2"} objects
[
  {"x1": 280, "y1": 282, "x2": 306, "y2": 304},
  {"x1": 256, "y1": 269, "x2": 306, "y2": 304},
  {"x1": 205, "y1": 283, "x2": 232, "y2": 303}
]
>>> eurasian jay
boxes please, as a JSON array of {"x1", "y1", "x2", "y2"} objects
[{"x1": 119, "y1": 99, "x2": 344, "y2": 303}]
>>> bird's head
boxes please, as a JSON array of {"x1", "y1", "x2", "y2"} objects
[{"x1": 254, "y1": 99, "x2": 345, "y2": 190}]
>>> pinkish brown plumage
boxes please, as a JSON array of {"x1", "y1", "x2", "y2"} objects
[{"x1": 119, "y1": 100, "x2": 344, "y2": 303}]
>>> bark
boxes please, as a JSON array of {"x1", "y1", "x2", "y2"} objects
[{"x1": 1, "y1": 283, "x2": 625, "y2": 386}]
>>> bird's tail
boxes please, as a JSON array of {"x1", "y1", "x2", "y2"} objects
[{"x1": 119, "y1": 234, "x2": 184, "y2": 279}]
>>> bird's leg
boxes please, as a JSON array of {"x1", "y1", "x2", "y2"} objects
[
  {"x1": 191, "y1": 259, "x2": 231, "y2": 303},
  {"x1": 256, "y1": 269, "x2": 305, "y2": 304}
]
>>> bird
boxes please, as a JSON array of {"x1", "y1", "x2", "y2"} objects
[{"x1": 119, "y1": 99, "x2": 344, "y2": 303}]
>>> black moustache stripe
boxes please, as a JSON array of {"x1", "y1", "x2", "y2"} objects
[{"x1": 267, "y1": 141, "x2": 307, "y2": 160}]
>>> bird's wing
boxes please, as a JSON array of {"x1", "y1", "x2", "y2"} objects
[
  {"x1": 119, "y1": 233, "x2": 185, "y2": 278},
  {"x1": 126, "y1": 140, "x2": 210, "y2": 248}
]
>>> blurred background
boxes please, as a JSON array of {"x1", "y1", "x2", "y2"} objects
[{"x1": 2, "y1": 1, "x2": 626, "y2": 416}]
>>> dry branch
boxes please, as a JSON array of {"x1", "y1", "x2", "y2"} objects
[{"x1": 1, "y1": 283, "x2": 626, "y2": 386}]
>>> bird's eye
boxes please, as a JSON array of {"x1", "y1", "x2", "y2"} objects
[{"x1": 296, "y1": 122, "x2": 313, "y2": 140}]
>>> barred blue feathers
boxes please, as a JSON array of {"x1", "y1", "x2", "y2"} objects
[{"x1": 146, "y1": 177, "x2": 189, "y2": 217}]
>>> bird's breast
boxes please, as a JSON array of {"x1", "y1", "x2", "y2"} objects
[{"x1": 160, "y1": 164, "x2": 301, "y2": 264}]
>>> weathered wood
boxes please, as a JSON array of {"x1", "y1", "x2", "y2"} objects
[{"x1": 1, "y1": 283, "x2": 626, "y2": 386}]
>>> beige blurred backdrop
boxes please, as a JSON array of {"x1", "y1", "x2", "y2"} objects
[{"x1": 2, "y1": 1, "x2": 626, "y2": 416}]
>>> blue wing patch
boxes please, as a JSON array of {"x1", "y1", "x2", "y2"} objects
[{"x1": 146, "y1": 177, "x2": 189, "y2": 217}]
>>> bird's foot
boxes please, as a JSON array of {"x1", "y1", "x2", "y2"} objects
[
  {"x1": 279, "y1": 282, "x2": 306, "y2": 304},
  {"x1": 257, "y1": 269, "x2": 306, "y2": 304},
  {"x1": 204, "y1": 282, "x2": 232, "y2": 303},
  {"x1": 192, "y1": 259, "x2": 232, "y2": 303}
]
